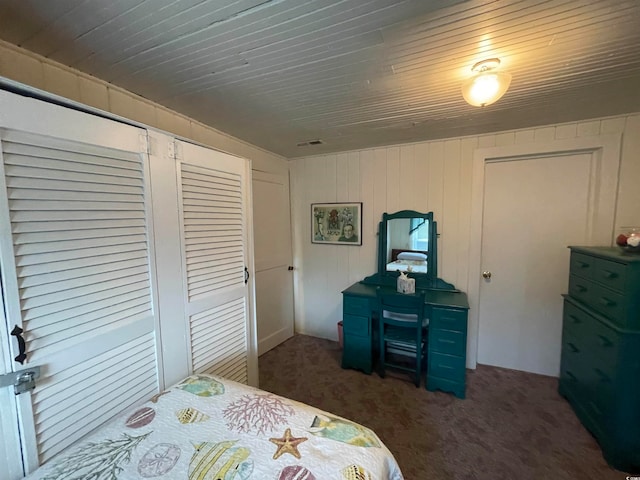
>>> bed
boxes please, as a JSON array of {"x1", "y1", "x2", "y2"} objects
[
  {"x1": 25, "y1": 374, "x2": 403, "y2": 480},
  {"x1": 385, "y1": 249, "x2": 428, "y2": 273}
]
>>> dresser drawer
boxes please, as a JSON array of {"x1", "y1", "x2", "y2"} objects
[
  {"x1": 430, "y1": 307, "x2": 467, "y2": 332},
  {"x1": 586, "y1": 315, "x2": 620, "y2": 373},
  {"x1": 428, "y1": 351, "x2": 466, "y2": 382},
  {"x1": 562, "y1": 299, "x2": 592, "y2": 341},
  {"x1": 343, "y1": 314, "x2": 370, "y2": 336},
  {"x1": 590, "y1": 283, "x2": 625, "y2": 325},
  {"x1": 429, "y1": 329, "x2": 466, "y2": 356},
  {"x1": 593, "y1": 258, "x2": 626, "y2": 293},
  {"x1": 343, "y1": 295, "x2": 371, "y2": 317},
  {"x1": 570, "y1": 252, "x2": 595, "y2": 279}
]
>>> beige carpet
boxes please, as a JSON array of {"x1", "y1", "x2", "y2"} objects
[{"x1": 258, "y1": 334, "x2": 625, "y2": 479}]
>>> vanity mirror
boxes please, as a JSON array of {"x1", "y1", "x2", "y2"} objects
[{"x1": 363, "y1": 210, "x2": 454, "y2": 290}]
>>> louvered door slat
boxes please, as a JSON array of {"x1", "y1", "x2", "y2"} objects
[
  {"x1": 19, "y1": 257, "x2": 148, "y2": 287},
  {"x1": 16, "y1": 242, "x2": 146, "y2": 266},
  {"x1": 2, "y1": 130, "x2": 142, "y2": 164},
  {"x1": 0, "y1": 120, "x2": 159, "y2": 469},
  {"x1": 21, "y1": 266, "x2": 149, "y2": 299},
  {"x1": 31, "y1": 297, "x2": 150, "y2": 338},
  {"x1": 4, "y1": 154, "x2": 143, "y2": 179},
  {"x1": 5, "y1": 165, "x2": 143, "y2": 187},
  {"x1": 22, "y1": 274, "x2": 150, "y2": 310},
  {"x1": 18, "y1": 251, "x2": 147, "y2": 279},
  {"x1": 7, "y1": 176, "x2": 143, "y2": 195},
  {"x1": 24, "y1": 286, "x2": 150, "y2": 325}
]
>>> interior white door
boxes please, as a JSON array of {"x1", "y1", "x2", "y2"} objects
[
  {"x1": 477, "y1": 153, "x2": 597, "y2": 376},
  {"x1": 0, "y1": 90, "x2": 161, "y2": 473},
  {"x1": 252, "y1": 170, "x2": 294, "y2": 355},
  {"x1": 175, "y1": 140, "x2": 257, "y2": 386}
]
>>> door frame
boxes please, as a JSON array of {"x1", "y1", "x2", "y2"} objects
[{"x1": 466, "y1": 134, "x2": 622, "y2": 369}]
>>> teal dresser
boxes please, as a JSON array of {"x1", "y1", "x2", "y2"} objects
[
  {"x1": 560, "y1": 246, "x2": 640, "y2": 472},
  {"x1": 341, "y1": 282, "x2": 469, "y2": 398}
]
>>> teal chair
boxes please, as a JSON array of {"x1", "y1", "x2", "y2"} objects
[{"x1": 377, "y1": 290, "x2": 427, "y2": 387}]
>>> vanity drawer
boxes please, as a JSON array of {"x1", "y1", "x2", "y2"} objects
[
  {"x1": 428, "y1": 351, "x2": 466, "y2": 382},
  {"x1": 343, "y1": 296, "x2": 371, "y2": 317},
  {"x1": 593, "y1": 258, "x2": 626, "y2": 293},
  {"x1": 430, "y1": 307, "x2": 467, "y2": 332},
  {"x1": 429, "y1": 329, "x2": 466, "y2": 357},
  {"x1": 570, "y1": 252, "x2": 595, "y2": 279},
  {"x1": 342, "y1": 314, "x2": 370, "y2": 336}
]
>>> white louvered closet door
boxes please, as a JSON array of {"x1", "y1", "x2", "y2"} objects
[
  {"x1": 176, "y1": 140, "x2": 257, "y2": 386},
  {"x1": 0, "y1": 91, "x2": 161, "y2": 474}
]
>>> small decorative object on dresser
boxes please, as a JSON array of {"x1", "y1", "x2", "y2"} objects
[
  {"x1": 615, "y1": 226, "x2": 640, "y2": 252},
  {"x1": 560, "y1": 246, "x2": 640, "y2": 472},
  {"x1": 396, "y1": 271, "x2": 415, "y2": 294}
]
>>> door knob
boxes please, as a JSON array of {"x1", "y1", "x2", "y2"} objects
[{"x1": 482, "y1": 271, "x2": 492, "y2": 279}]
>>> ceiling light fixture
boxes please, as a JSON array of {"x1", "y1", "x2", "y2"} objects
[{"x1": 461, "y1": 58, "x2": 512, "y2": 107}]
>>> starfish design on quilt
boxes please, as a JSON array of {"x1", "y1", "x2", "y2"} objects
[{"x1": 269, "y1": 428, "x2": 308, "y2": 460}]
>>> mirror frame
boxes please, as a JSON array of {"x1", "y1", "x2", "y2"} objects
[
  {"x1": 377, "y1": 210, "x2": 437, "y2": 281},
  {"x1": 362, "y1": 209, "x2": 456, "y2": 290}
]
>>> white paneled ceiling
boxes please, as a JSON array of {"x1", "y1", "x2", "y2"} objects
[{"x1": 1, "y1": 0, "x2": 639, "y2": 157}]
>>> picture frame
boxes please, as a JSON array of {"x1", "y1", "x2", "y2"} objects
[{"x1": 311, "y1": 202, "x2": 362, "y2": 245}]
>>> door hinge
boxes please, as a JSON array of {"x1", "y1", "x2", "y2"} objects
[
  {"x1": 168, "y1": 141, "x2": 176, "y2": 159},
  {"x1": 0, "y1": 366, "x2": 41, "y2": 395}
]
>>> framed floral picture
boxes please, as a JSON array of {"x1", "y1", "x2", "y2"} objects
[{"x1": 311, "y1": 202, "x2": 362, "y2": 245}]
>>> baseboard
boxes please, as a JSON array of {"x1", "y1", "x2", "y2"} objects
[{"x1": 258, "y1": 327, "x2": 294, "y2": 356}]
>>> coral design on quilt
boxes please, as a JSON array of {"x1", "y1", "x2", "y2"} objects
[{"x1": 223, "y1": 393, "x2": 294, "y2": 434}]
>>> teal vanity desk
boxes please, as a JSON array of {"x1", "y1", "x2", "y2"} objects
[{"x1": 341, "y1": 210, "x2": 470, "y2": 398}]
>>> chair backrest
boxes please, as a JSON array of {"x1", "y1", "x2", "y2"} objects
[{"x1": 377, "y1": 290, "x2": 426, "y2": 327}]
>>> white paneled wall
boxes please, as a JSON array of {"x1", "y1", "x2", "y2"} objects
[{"x1": 290, "y1": 113, "x2": 640, "y2": 344}]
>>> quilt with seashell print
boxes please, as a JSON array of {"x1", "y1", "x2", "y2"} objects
[{"x1": 24, "y1": 374, "x2": 404, "y2": 480}]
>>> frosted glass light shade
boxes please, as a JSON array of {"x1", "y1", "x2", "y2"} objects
[{"x1": 461, "y1": 71, "x2": 512, "y2": 107}]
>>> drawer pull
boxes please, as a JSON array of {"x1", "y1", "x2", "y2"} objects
[
  {"x1": 597, "y1": 334, "x2": 613, "y2": 348},
  {"x1": 568, "y1": 314, "x2": 581, "y2": 324},
  {"x1": 601, "y1": 270, "x2": 618, "y2": 279},
  {"x1": 438, "y1": 339, "x2": 456, "y2": 344},
  {"x1": 565, "y1": 370, "x2": 577, "y2": 381},
  {"x1": 567, "y1": 342, "x2": 579, "y2": 353},
  {"x1": 576, "y1": 261, "x2": 589, "y2": 268},
  {"x1": 594, "y1": 368, "x2": 611, "y2": 383},
  {"x1": 599, "y1": 297, "x2": 616, "y2": 307},
  {"x1": 590, "y1": 401, "x2": 603, "y2": 416},
  {"x1": 575, "y1": 284, "x2": 587, "y2": 293}
]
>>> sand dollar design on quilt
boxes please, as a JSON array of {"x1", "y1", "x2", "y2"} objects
[
  {"x1": 137, "y1": 443, "x2": 181, "y2": 477},
  {"x1": 309, "y1": 415, "x2": 380, "y2": 447},
  {"x1": 341, "y1": 464, "x2": 372, "y2": 480},
  {"x1": 223, "y1": 393, "x2": 294, "y2": 434},
  {"x1": 125, "y1": 407, "x2": 156, "y2": 429},
  {"x1": 177, "y1": 375, "x2": 225, "y2": 397},
  {"x1": 188, "y1": 440, "x2": 253, "y2": 480},
  {"x1": 278, "y1": 465, "x2": 317, "y2": 480},
  {"x1": 176, "y1": 407, "x2": 210, "y2": 424}
]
